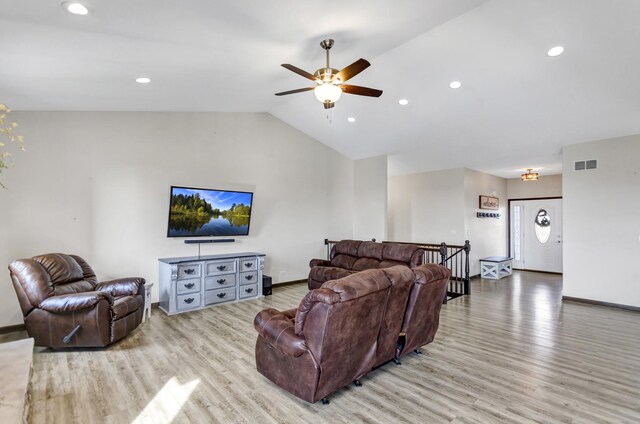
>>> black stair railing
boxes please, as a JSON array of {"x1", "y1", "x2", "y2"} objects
[{"x1": 324, "y1": 239, "x2": 471, "y2": 300}]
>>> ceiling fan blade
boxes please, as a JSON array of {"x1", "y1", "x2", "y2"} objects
[
  {"x1": 333, "y1": 59, "x2": 370, "y2": 83},
  {"x1": 274, "y1": 87, "x2": 315, "y2": 96},
  {"x1": 341, "y1": 84, "x2": 383, "y2": 97},
  {"x1": 281, "y1": 64, "x2": 319, "y2": 82}
]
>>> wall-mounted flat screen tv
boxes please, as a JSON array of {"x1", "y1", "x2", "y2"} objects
[{"x1": 167, "y1": 186, "x2": 254, "y2": 237}]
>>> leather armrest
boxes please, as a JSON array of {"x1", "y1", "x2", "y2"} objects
[
  {"x1": 39, "y1": 291, "x2": 112, "y2": 313},
  {"x1": 309, "y1": 258, "x2": 331, "y2": 268},
  {"x1": 96, "y1": 277, "x2": 145, "y2": 297},
  {"x1": 254, "y1": 308, "x2": 307, "y2": 357}
]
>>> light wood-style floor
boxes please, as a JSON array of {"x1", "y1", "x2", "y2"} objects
[{"x1": 2, "y1": 271, "x2": 640, "y2": 423}]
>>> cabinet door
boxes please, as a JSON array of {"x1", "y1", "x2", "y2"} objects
[
  {"x1": 176, "y1": 278, "x2": 201, "y2": 294},
  {"x1": 204, "y1": 274, "x2": 236, "y2": 290},
  {"x1": 205, "y1": 287, "x2": 236, "y2": 305},
  {"x1": 205, "y1": 260, "x2": 237, "y2": 276},
  {"x1": 177, "y1": 263, "x2": 201, "y2": 280},
  {"x1": 239, "y1": 258, "x2": 257, "y2": 272},
  {"x1": 239, "y1": 271, "x2": 258, "y2": 286},
  {"x1": 239, "y1": 283, "x2": 258, "y2": 298},
  {"x1": 176, "y1": 292, "x2": 201, "y2": 310}
]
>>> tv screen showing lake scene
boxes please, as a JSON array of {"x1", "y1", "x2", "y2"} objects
[{"x1": 167, "y1": 186, "x2": 253, "y2": 237}]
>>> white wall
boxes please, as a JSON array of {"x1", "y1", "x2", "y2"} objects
[
  {"x1": 387, "y1": 168, "x2": 465, "y2": 243},
  {"x1": 0, "y1": 112, "x2": 355, "y2": 326},
  {"x1": 507, "y1": 174, "x2": 562, "y2": 199},
  {"x1": 563, "y1": 134, "x2": 640, "y2": 307},
  {"x1": 387, "y1": 167, "x2": 508, "y2": 276},
  {"x1": 353, "y1": 155, "x2": 387, "y2": 241},
  {"x1": 464, "y1": 169, "x2": 508, "y2": 276}
]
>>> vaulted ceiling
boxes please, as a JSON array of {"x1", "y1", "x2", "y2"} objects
[{"x1": 1, "y1": 0, "x2": 639, "y2": 178}]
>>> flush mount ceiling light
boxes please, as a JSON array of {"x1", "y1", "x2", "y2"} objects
[
  {"x1": 398, "y1": 98, "x2": 409, "y2": 106},
  {"x1": 62, "y1": 1, "x2": 90, "y2": 15},
  {"x1": 347, "y1": 117, "x2": 356, "y2": 123},
  {"x1": 135, "y1": 77, "x2": 151, "y2": 84},
  {"x1": 449, "y1": 81, "x2": 462, "y2": 89},
  {"x1": 275, "y1": 39, "x2": 383, "y2": 109},
  {"x1": 547, "y1": 46, "x2": 564, "y2": 57},
  {"x1": 521, "y1": 168, "x2": 539, "y2": 181}
]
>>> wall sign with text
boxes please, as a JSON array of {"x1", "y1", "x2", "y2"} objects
[{"x1": 479, "y1": 195, "x2": 499, "y2": 210}]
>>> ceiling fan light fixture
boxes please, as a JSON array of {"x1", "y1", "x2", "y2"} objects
[
  {"x1": 521, "y1": 168, "x2": 539, "y2": 181},
  {"x1": 314, "y1": 83, "x2": 342, "y2": 104},
  {"x1": 276, "y1": 40, "x2": 381, "y2": 108}
]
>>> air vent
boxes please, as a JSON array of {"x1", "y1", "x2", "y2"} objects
[{"x1": 574, "y1": 160, "x2": 597, "y2": 171}]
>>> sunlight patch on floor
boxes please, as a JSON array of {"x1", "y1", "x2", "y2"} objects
[{"x1": 131, "y1": 377, "x2": 200, "y2": 424}]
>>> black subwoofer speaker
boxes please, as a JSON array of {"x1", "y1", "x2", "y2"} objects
[{"x1": 262, "y1": 275, "x2": 272, "y2": 296}]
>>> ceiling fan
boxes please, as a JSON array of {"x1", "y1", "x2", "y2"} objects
[{"x1": 275, "y1": 39, "x2": 383, "y2": 109}]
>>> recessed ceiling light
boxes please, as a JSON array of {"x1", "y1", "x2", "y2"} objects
[
  {"x1": 347, "y1": 117, "x2": 356, "y2": 123},
  {"x1": 62, "y1": 1, "x2": 90, "y2": 15},
  {"x1": 398, "y1": 99, "x2": 409, "y2": 106},
  {"x1": 135, "y1": 77, "x2": 151, "y2": 84},
  {"x1": 449, "y1": 81, "x2": 462, "y2": 89},
  {"x1": 547, "y1": 46, "x2": 564, "y2": 57}
]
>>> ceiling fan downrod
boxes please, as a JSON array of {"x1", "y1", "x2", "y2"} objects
[{"x1": 320, "y1": 39, "x2": 334, "y2": 69}]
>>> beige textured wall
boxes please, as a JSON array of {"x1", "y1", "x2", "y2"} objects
[
  {"x1": 464, "y1": 168, "x2": 508, "y2": 275},
  {"x1": 387, "y1": 167, "x2": 508, "y2": 276},
  {"x1": 354, "y1": 155, "x2": 387, "y2": 242},
  {"x1": 387, "y1": 168, "x2": 465, "y2": 244},
  {"x1": 0, "y1": 112, "x2": 355, "y2": 326},
  {"x1": 507, "y1": 174, "x2": 562, "y2": 199},
  {"x1": 563, "y1": 134, "x2": 640, "y2": 307}
]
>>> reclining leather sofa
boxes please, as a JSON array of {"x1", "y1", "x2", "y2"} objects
[
  {"x1": 254, "y1": 263, "x2": 450, "y2": 404},
  {"x1": 307, "y1": 240, "x2": 425, "y2": 290},
  {"x1": 8, "y1": 253, "x2": 146, "y2": 348}
]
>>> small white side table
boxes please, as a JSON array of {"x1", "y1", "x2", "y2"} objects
[
  {"x1": 143, "y1": 282, "x2": 154, "y2": 322},
  {"x1": 480, "y1": 256, "x2": 513, "y2": 280}
]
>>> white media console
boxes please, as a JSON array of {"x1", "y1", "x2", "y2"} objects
[{"x1": 158, "y1": 252, "x2": 265, "y2": 315}]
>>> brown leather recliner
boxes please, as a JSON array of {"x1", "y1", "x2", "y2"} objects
[
  {"x1": 373, "y1": 265, "x2": 416, "y2": 368},
  {"x1": 8, "y1": 253, "x2": 145, "y2": 348},
  {"x1": 254, "y1": 266, "x2": 415, "y2": 404},
  {"x1": 308, "y1": 240, "x2": 424, "y2": 290},
  {"x1": 255, "y1": 264, "x2": 452, "y2": 403},
  {"x1": 396, "y1": 264, "x2": 451, "y2": 359}
]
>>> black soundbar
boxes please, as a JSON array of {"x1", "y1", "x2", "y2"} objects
[{"x1": 184, "y1": 239, "x2": 235, "y2": 244}]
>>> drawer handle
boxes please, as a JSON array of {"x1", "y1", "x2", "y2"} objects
[
  {"x1": 184, "y1": 282, "x2": 195, "y2": 289},
  {"x1": 244, "y1": 263, "x2": 253, "y2": 268},
  {"x1": 245, "y1": 288, "x2": 254, "y2": 294},
  {"x1": 217, "y1": 265, "x2": 227, "y2": 271},
  {"x1": 184, "y1": 297, "x2": 195, "y2": 304},
  {"x1": 245, "y1": 275, "x2": 254, "y2": 281},
  {"x1": 183, "y1": 268, "x2": 195, "y2": 275},
  {"x1": 217, "y1": 278, "x2": 226, "y2": 284},
  {"x1": 217, "y1": 292, "x2": 227, "y2": 299}
]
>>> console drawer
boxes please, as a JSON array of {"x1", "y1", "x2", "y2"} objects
[
  {"x1": 239, "y1": 283, "x2": 258, "y2": 298},
  {"x1": 205, "y1": 260, "x2": 236, "y2": 276},
  {"x1": 205, "y1": 287, "x2": 236, "y2": 305},
  {"x1": 240, "y1": 258, "x2": 257, "y2": 272},
  {"x1": 204, "y1": 274, "x2": 236, "y2": 290},
  {"x1": 177, "y1": 263, "x2": 201, "y2": 280},
  {"x1": 176, "y1": 278, "x2": 201, "y2": 294},
  {"x1": 239, "y1": 271, "x2": 258, "y2": 285},
  {"x1": 176, "y1": 292, "x2": 201, "y2": 310}
]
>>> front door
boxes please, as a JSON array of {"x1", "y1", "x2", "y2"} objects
[{"x1": 510, "y1": 198, "x2": 562, "y2": 273}]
